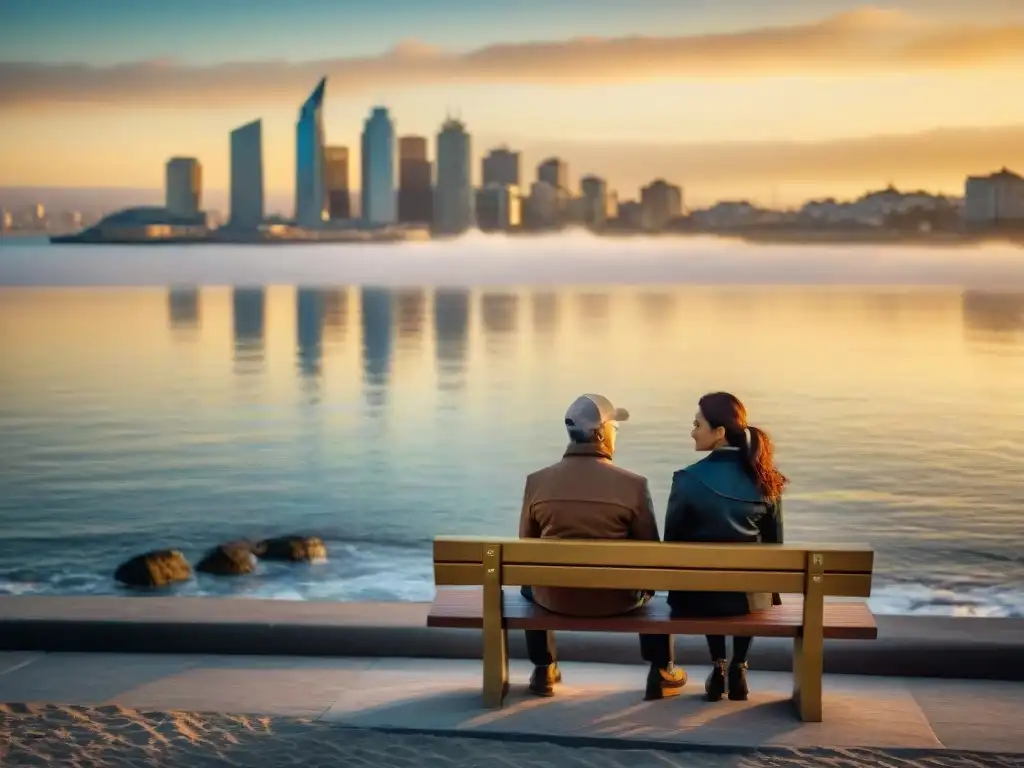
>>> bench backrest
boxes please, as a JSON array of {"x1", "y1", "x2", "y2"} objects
[{"x1": 433, "y1": 537, "x2": 874, "y2": 598}]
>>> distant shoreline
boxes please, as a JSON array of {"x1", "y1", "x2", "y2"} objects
[
  {"x1": 604, "y1": 227, "x2": 1024, "y2": 248},
  {"x1": 11, "y1": 226, "x2": 1022, "y2": 248}
]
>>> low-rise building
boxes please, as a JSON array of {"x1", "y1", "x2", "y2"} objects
[
  {"x1": 802, "y1": 186, "x2": 959, "y2": 227},
  {"x1": 72, "y1": 206, "x2": 208, "y2": 241}
]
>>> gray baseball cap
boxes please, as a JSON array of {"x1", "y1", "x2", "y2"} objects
[{"x1": 564, "y1": 394, "x2": 630, "y2": 435}]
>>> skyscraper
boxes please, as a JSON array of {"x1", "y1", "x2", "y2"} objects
[
  {"x1": 640, "y1": 179, "x2": 683, "y2": 231},
  {"x1": 229, "y1": 119, "x2": 264, "y2": 230},
  {"x1": 398, "y1": 136, "x2": 432, "y2": 225},
  {"x1": 165, "y1": 157, "x2": 201, "y2": 218},
  {"x1": 537, "y1": 157, "x2": 569, "y2": 193},
  {"x1": 434, "y1": 119, "x2": 473, "y2": 235},
  {"x1": 580, "y1": 175, "x2": 609, "y2": 228},
  {"x1": 482, "y1": 147, "x2": 520, "y2": 187},
  {"x1": 361, "y1": 107, "x2": 396, "y2": 226},
  {"x1": 526, "y1": 181, "x2": 560, "y2": 229},
  {"x1": 295, "y1": 77, "x2": 328, "y2": 228},
  {"x1": 325, "y1": 146, "x2": 350, "y2": 220},
  {"x1": 476, "y1": 183, "x2": 522, "y2": 231}
]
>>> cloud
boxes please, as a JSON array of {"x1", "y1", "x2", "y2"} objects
[{"x1": 1, "y1": 8, "x2": 1023, "y2": 109}]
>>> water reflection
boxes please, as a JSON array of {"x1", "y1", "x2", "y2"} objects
[
  {"x1": 322, "y1": 289, "x2": 349, "y2": 339},
  {"x1": 167, "y1": 287, "x2": 200, "y2": 330},
  {"x1": 477, "y1": 290, "x2": 512, "y2": 342},
  {"x1": 296, "y1": 288, "x2": 325, "y2": 378},
  {"x1": 395, "y1": 289, "x2": 426, "y2": 345},
  {"x1": 232, "y1": 287, "x2": 265, "y2": 368},
  {"x1": 577, "y1": 292, "x2": 610, "y2": 335},
  {"x1": 361, "y1": 288, "x2": 393, "y2": 408},
  {"x1": 530, "y1": 292, "x2": 560, "y2": 342},
  {"x1": 434, "y1": 289, "x2": 470, "y2": 365},
  {"x1": 635, "y1": 292, "x2": 678, "y2": 331},
  {"x1": 962, "y1": 291, "x2": 1024, "y2": 335},
  {"x1": 3, "y1": 282, "x2": 1024, "y2": 612}
]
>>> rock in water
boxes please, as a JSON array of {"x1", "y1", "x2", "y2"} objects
[
  {"x1": 196, "y1": 542, "x2": 257, "y2": 576},
  {"x1": 114, "y1": 550, "x2": 192, "y2": 588},
  {"x1": 255, "y1": 535, "x2": 328, "y2": 562}
]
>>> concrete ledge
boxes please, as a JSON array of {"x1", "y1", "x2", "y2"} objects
[{"x1": 2, "y1": 595, "x2": 1022, "y2": 681}]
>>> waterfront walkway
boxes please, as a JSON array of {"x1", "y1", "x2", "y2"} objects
[{"x1": 2, "y1": 652, "x2": 1022, "y2": 766}]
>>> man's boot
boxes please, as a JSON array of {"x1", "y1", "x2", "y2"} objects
[{"x1": 644, "y1": 662, "x2": 687, "y2": 700}]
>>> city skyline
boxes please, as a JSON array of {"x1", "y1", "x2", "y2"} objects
[{"x1": 2, "y1": 1, "x2": 1024, "y2": 205}]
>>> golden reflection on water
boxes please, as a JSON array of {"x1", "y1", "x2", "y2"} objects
[
  {"x1": 1, "y1": 286, "x2": 1023, "y2": 417},
  {"x1": 0, "y1": 285, "x2": 1023, "y2": 612}
]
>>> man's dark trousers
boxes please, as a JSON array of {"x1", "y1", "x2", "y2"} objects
[{"x1": 520, "y1": 586, "x2": 673, "y2": 668}]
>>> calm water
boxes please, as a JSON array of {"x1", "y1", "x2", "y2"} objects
[{"x1": 1, "y1": 237, "x2": 1023, "y2": 617}]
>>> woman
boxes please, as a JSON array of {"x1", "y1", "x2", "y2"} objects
[{"x1": 664, "y1": 392, "x2": 787, "y2": 703}]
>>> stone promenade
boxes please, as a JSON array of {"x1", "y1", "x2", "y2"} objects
[{"x1": 2, "y1": 652, "x2": 1022, "y2": 767}]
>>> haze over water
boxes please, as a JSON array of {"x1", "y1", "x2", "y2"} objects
[{"x1": 1, "y1": 235, "x2": 1023, "y2": 617}]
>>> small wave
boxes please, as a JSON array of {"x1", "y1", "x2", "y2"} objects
[
  {"x1": 3, "y1": 563, "x2": 1024, "y2": 619},
  {"x1": 869, "y1": 582, "x2": 1024, "y2": 619}
]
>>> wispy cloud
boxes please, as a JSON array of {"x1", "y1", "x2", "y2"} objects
[{"x1": 2, "y1": 8, "x2": 1023, "y2": 109}]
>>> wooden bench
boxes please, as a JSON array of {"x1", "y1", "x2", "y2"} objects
[{"x1": 427, "y1": 536, "x2": 876, "y2": 722}]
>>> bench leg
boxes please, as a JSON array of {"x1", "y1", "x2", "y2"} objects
[
  {"x1": 792, "y1": 635, "x2": 823, "y2": 722},
  {"x1": 482, "y1": 627, "x2": 509, "y2": 709}
]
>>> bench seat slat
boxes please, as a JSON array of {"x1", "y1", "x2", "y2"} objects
[
  {"x1": 427, "y1": 587, "x2": 878, "y2": 640},
  {"x1": 434, "y1": 563, "x2": 872, "y2": 598},
  {"x1": 434, "y1": 537, "x2": 874, "y2": 574}
]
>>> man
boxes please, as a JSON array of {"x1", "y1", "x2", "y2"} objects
[{"x1": 518, "y1": 393, "x2": 687, "y2": 701}]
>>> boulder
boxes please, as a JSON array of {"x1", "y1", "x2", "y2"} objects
[
  {"x1": 255, "y1": 535, "x2": 327, "y2": 563},
  {"x1": 114, "y1": 549, "x2": 192, "y2": 588},
  {"x1": 196, "y1": 541, "x2": 257, "y2": 576}
]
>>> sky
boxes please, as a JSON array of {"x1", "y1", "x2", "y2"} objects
[{"x1": 1, "y1": 0, "x2": 1024, "y2": 208}]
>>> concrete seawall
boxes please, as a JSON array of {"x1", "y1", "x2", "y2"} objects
[{"x1": 2, "y1": 595, "x2": 1022, "y2": 681}]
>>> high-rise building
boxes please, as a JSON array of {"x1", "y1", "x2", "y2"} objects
[
  {"x1": 165, "y1": 157, "x2": 202, "y2": 218},
  {"x1": 325, "y1": 146, "x2": 350, "y2": 220},
  {"x1": 616, "y1": 200, "x2": 642, "y2": 229},
  {"x1": 434, "y1": 119, "x2": 473, "y2": 235},
  {"x1": 229, "y1": 119, "x2": 264, "y2": 230},
  {"x1": 640, "y1": 179, "x2": 684, "y2": 231},
  {"x1": 565, "y1": 196, "x2": 589, "y2": 225},
  {"x1": 964, "y1": 168, "x2": 1024, "y2": 226},
  {"x1": 537, "y1": 157, "x2": 569, "y2": 193},
  {"x1": 295, "y1": 77, "x2": 328, "y2": 228},
  {"x1": 361, "y1": 107, "x2": 396, "y2": 226},
  {"x1": 476, "y1": 183, "x2": 521, "y2": 231},
  {"x1": 605, "y1": 190, "x2": 620, "y2": 221},
  {"x1": 482, "y1": 147, "x2": 520, "y2": 187},
  {"x1": 525, "y1": 180, "x2": 560, "y2": 230},
  {"x1": 580, "y1": 175, "x2": 609, "y2": 228},
  {"x1": 398, "y1": 136, "x2": 432, "y2": 225}
]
